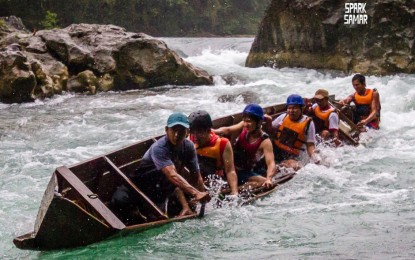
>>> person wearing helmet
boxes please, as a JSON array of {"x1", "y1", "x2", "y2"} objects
[
  {"x1": 338, "y1": 74, "x2": 381, "y2": 130},
  {"x1": 213, "y1": 104, "x2": 276, "y2": 188},
  {"x1": 188, "y1": 110, "x2": 239, "y2": 196},
  {"x1": 113, "y1": 112, "x2": 210, "y2": 218},
  {"x1": 265, "y1": 94, "x2": 318, "y2": 170},
  {"x1": 307, "y1": 89, "x2": 340, "y2": 143}
]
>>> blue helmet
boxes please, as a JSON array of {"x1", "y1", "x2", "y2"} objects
[
  {"x1": 286, "y1": 94, "x2": 304, "y2": 107},
  {"x1": 243, "y1": 103, "x2": 264, "y2": 120}
]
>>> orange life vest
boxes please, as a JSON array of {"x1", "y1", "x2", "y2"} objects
[
  {"x1": 353, "y1": 89, "x2": 380, "y2": 128},
  {"x1": 191, "y1": 132, "x2": 228, "y2": 177},
  {"x1": 313, "y1": 105, "x2": 335, "y2": 129},
  {"x1": 274, "y1": 114, "x2": 311, "y2": 156}
]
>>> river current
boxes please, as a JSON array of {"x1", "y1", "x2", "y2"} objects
[{"x1": 1, "y1": 38, "x2": 415, "y2": 259}]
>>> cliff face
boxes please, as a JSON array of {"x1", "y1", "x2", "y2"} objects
[
  {"x1": 246, "y1": 0, "x2": 415, "y2": 75},
  {"x1": 0, "y1": 0, "x2": 271, "y2": 36}
]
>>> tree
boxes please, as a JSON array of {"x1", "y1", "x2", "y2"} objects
[{"x1": 40, "y1": 10, "x2": 59, "y2": 29}]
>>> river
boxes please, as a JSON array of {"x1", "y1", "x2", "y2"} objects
[{"x1": 1, "y1": 38, "x2": 415, "y2": 259}]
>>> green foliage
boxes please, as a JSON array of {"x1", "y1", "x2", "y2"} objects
[
  {"x1": 0, "y1": 19, "x2": 6, "y2": 29},
  {"x1": 40, "y1": 10, "x2": 59, "y2": 29},
  {"x1": 2, "y1": 0, "x2": 272, "y2": 36}
]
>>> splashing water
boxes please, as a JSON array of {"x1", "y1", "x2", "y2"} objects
[{"x1": 1, "y1": 38, "x2": 415, "y2": 258}]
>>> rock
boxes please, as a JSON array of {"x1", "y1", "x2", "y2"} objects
[
  {"x1": 97, "y1": 74, "x2": 114, "y2": 92},
  {"x1": 246, "y1": 0, "x2": 415, "y2": 75},
  {"x1": 0, "y1": 45, "x2": 36, "y2": 103},
  {"x1": 218, "y1": 91, "x2": 260, "y2": 104},
  {"x1": 0, "y1": 16, "x2": 28, "y2": 39},
  {"x1": 0, "y1": 19, "x2": 213, "y2": 103},
  {"x1": 31, "y1": 61, "x2": 55, "y2": 99},
  {"x1": 67, "y1": 70, "x2": 97, "y2": 94},
  {"x1": 37, "y1": 24, "x2": 213, "y2": 89}
]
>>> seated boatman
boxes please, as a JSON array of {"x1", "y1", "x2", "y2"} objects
[
  {"x1": 265, "y1": 94, "x2": 318, "y2": 170},
  {"x1": 188, "y1": 110, "x2": 238, "y2": 196},
  {"x1": 213, "y1": 104, "x2": 276, "y2": 188},
  {"x1": 308, "y1": 89, "x2": 340, "y2": 144},
  {"x1": 128, "y1": 112, "x2": 211, "y2": 217},
  {"x1": 338, "y1": 73, "x2": 381, "y2": 130}
]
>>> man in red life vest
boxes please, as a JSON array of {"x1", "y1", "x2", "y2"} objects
[
  {"x1": 338, "y1": 74, "x2": 381, "y2": 130},
  {"x1": 308, "y1": 89, "x2": 340, "y2": 143},
  {"x1": 213, "y1": 104, "x2": 276, "y2": 188},
  {"x1": 188, "y1": 110, "x2": 239, "y2": 196},
  {"x1": 265, "y1": 94, "x2": 318, "y2": 170}
]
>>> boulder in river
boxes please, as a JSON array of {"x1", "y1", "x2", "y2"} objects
[{"x1": 0, "y1": 17, "x2": 213, "y2": 103}]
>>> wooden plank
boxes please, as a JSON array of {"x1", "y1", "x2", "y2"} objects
[
  {"x1": 56, "y1": 166, "x2": 125, "y2": 230},
  {"x1": 103, "y1": 156, "x2": 168, "y2": 220},
  {"x1": 106, "y1": 138, "x2": 157, "y2": 167},
  {"x1": 328, "y1": 100, "x2": 360, "y2": 145},
  {"x1": 212, "y1": 115, "x2": 235, "y2": 129}
]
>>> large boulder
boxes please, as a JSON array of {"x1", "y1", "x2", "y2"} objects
[
  {"x1": 36, "y1": 24, "x2": 213, "y2": 90},
  {"x1": 0, "y1": 44, "x2": 36, "y2": 103},
  {"x1": 246, "y1": 0, "x2": 415, "y2": 75},
  {"x1": 0, "y1": 19, "x2": 213, "y2": 103}
]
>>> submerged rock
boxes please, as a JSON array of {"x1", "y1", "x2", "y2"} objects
[
  {"x1": 0, "y1": 18, "x2": 213, "y2": 103},
  {"x1": 246, "y1": 0, "x2": 415, "y2": 75},
  {"x1": 218, "y1": 91, "x2": 260, "y2": 104}
]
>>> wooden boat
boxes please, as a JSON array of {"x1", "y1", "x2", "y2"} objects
[
  {"x1": 12, "y1": 104, "x2": 287, "y2": 250},
  {"x1": 13, "y1": 98, "x2": 357, "y2": 250}
]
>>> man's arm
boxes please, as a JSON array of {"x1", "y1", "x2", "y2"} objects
[
  {"x1": 329, "y1": 113, "x2": 339, "y2": 138},
  {"x1": 161, "y1": 165, "x2": 210, "y2": 203},
  {"x1": 305, "y1": 121, "x2": 318, "y2": 162},
  {"x1": 306, "y1": 143, "x2": 316, "y2": 158},
  {"x1": 261, "y1": 139, "x2": 276, "y2": 188},
  {"x1": 222, "y1": 142, "x2": 238, "y2": 195},
  {"x1": 213, "y1": 121, "x2": 244, "y2": 136},
  {"x1": 338, "y1": 93, "x2": 354, "y2": 105},
  {"x1": 264, "y1": 114, "x2": 276, "y2": 136}
]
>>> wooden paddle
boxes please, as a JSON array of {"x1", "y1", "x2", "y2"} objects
[
  {"x1": 327, "y1": 100, "x2": 360, "y2": 145},
  {"x1": 328, "y1": 101, "x2": 357, "y2": 130},
  {"x1": 198, "y1": 203, "x2": 206, "y2": 218}
]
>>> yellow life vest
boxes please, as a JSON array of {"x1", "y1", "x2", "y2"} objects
[{"x1": 274, "y1": 115, "x2": 311, "y2": 156}]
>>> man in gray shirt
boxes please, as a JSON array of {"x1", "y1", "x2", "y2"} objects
[{"x1": 131, "y1": 112, "x2": 210, "y2": 216}]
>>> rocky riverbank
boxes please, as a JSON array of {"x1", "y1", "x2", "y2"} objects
[{"x1": 0, "y1": 16, "x2": 212, "y2": 103}]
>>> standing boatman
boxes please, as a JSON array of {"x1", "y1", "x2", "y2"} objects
[{"x1": 338, "y1": 74, "x2": 381, "y2": 130}]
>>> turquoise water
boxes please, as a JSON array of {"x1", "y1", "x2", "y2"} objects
[{"x1": 1, "y1": 38, "x2": 415, "y2": 259}]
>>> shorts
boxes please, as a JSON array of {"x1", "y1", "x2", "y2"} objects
[
  {"x1": 366, "y1": 120, "x2": 379, "y2": 130},
  {"x1": 273, "y1": 146, "x2": 299, "y2": 163},
  {"x1": 236, "y1": 169, "x2": 260, "y2": 185}
]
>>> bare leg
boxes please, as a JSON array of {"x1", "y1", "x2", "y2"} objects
[
  {"x1": 321, "y1": 130, "x2": 330, "y2": 140},
  {"x1": 239, "y1": 175, "x2": 267, "y2": 191},
  {"x1": 280, "y1": 159, "x2": 302, "y2": 171}
]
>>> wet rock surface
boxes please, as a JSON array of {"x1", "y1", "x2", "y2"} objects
[{"x1": 246, "y1": 0, "x2": 415, "y2": 75}]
